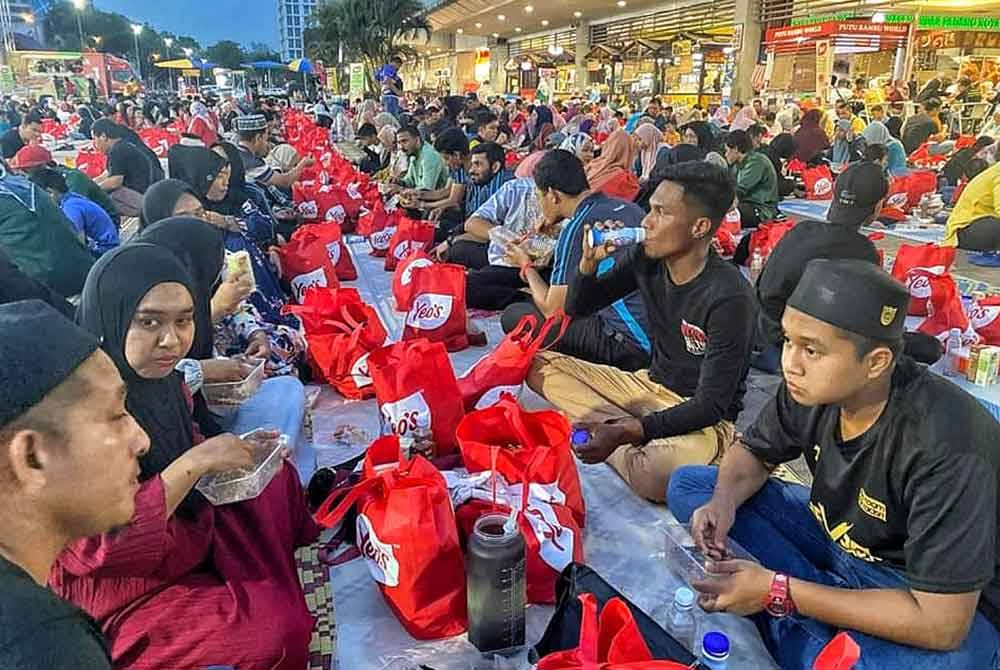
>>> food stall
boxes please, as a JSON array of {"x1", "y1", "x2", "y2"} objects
[
  {"x1": 617, "y1": 39, "x2": 662, "y2": 97},
  {"x1": 762, "y1": 20, "x2": 909, "y2": 100},
  {"x1": 908, "y1": 16, "x2": 1000, "y2": 110},
  {"x1": 583, "y1": 44, "x2": 622, "y2": 98},
  {"x1": 657, "y1": 33, "x2": 732, "y2": 107}
]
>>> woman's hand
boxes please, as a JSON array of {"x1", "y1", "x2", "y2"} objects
[
  {"x1": 190, "y1": 433, "x2": 258, "y2": 474},
  {"x1": 211, "y1": 271, "x2": 253, "y2": 320},
  {"x1": 201, "y1": 358, "x2": 256, "y2": 384},
  {"x1": 244, "y1": 330, "x2": 271, "y2": 361}
]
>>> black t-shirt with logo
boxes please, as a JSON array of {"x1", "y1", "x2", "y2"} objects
[
  {"x1": 744, "y1": 356, "x2": 1000, "y2": 629},
  {"x1": 566, "y1": 247, "x2": 756, "y2": 440},
  {"x1": 0, "y1": 555, "x2": 111, "y2": 669},
  {"x1": 106, "y1": 139, "x2": 152, "y2": 194}
]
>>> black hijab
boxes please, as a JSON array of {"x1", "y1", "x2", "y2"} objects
[
  {"x1": 167, "y1": 145, "x2": 227, "y2": 203},
  {"x1": 209, "y1": 141, "x2": 251, "y2": 216},
  {"x1": 77, "y1": 243, "x2": 203, "y2": 517},
  {"x1": 140, "y1": 178, "x2": 198, "y2": 229},
  {"x1": 137, "y1": 217, "x2": 224, "y2": 362}
]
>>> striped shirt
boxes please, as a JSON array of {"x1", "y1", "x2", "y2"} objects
[{"x1": 464, "y1": 169, "x2": 512, "y2": 217}]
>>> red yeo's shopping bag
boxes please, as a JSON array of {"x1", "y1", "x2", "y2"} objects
[
  {"x1": 971, "y1": 296, "x2": 1000, "y2": 346},
  {"x1": 74, "y1": 147, "x2": 106, "y2": 178},
  {"x1": 385, "y1": 217, "x2": 436, "y2": 272},
  {"x1": 802, "y1": 165, "x2": 834, "y2": 200},
  {"x1": 277, "y1": 236, "x2": 339, "y2": 303},
  {"x1": 890, "y1": 243, "x2": 956, "y2": 315},
  {"x1": 747, "y1": 220, "x2": 795, "y2": 262},
  {"x1": 456, "y1": 395, "x2": 584, "y2": 527},
  {"x1": 137, "y1": 127, "x2": 179, "y2": 158},
  {"x1": 291, "y1": 223, "x2": 358, "y2": 280},
  {"x1": 314, "y1": 436, "x2": 467, "y2": 639},
  {"x1": 392, "y1": 249, "x2": 435, "y2": 312},
  {"x1": 368, "y1": 339, "x2": 466, "y2": 454},
  {"x1": 457, "y1": 312, "x2": 569, "y2": 411},
  {"x1": 535, "y1": 594, "x2": 688, "y2": 669},
  {"x1": 282, "y1": 287, "x2": 379, "y2": 336},
  {"x1": 912, "y1": 269, "x2": 971, "y2": 339},
  {"x1": 402, "y1": 263, "x2": 469, "y2": 352},
  {"x1": 883, "y1": 171, "x2": 937, "y2": 215}
]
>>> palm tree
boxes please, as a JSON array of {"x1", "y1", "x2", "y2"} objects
[{"x1": 306, "y1": 0, "x2": 430, "y2": 93}]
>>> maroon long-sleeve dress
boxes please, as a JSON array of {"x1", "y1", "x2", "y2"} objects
[{"x1": 49, "y1": 463, "x2": 321, "y2": 670}]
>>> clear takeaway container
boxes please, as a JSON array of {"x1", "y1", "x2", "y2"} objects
[
  {"x1": 662, "y1": 521, "x2": 755, "y2": 585},
  {"x1": 196, "y1": 430, "x2": 288, "y2": 505},
  {"x1": 201, "y1": 358, "x2": 266, "y2": 405}
]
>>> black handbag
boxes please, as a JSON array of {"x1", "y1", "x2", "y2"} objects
[{"x1": 530, "y1": 562, "x2": 697, "y2": 665}]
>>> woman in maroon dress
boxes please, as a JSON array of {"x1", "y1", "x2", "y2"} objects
[{"x1": 51, "y1": 243, "x2": 320, "y2": 670}]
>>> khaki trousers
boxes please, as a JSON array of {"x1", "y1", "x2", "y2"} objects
[{"x1": 527, "y1": 352, "x2": 735, "y2": 503}]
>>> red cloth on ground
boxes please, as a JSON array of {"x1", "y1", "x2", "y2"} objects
[{"x1": 50, "y1": 466, "x2": 320, "y2": 670}]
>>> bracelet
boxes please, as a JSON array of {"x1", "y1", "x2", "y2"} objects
[{"x1": 519, "y1": 262, "x2": 533, "y2": 282}]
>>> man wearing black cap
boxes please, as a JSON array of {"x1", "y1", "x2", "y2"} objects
[
  {"x1": 752, "y1": 161, "x2": 884, "y2": 372},
  {"x1": 0, "y1": 300, "x2": 151, "y2": 669},
  {"x1": 235, "y1": 113, "x2": 313, "y2": 190},
  {"x1": 669, "y1": 259, "x2": 1000, "y2": 668}
]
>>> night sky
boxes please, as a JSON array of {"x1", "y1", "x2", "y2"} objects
[{"x1": 93, "y1": 0, "x2": 278, "y2": 49}]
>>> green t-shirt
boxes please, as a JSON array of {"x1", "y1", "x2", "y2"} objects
[{"x1": 401, "y1": 142, "x2": 449, "y2": 191}]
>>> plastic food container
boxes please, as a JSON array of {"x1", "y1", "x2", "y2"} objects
[
  {"x1": 196, "y1": 430, "x2": 288, "y2": 506},
  {"x1": 202, "y1": 358, "x2": 266, "y2": 405},
  {"x1": 662, "y1": 521, "x2": 755, "y2": 584}
]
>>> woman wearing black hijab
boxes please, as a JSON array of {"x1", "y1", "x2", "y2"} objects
[{"x1": 61, "y1": 242, "x2": 319, "y2": 670}]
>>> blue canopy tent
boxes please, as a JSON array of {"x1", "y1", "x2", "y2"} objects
[{"x1": 240, "y1": 60, "x2": 288, "y2": 88}]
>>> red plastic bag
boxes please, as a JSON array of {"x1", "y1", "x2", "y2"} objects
[
  {"x1": 385, "y1": 217, "x2": 436, "y2": 272},
  {"x1": 890, "y1": 243, "x2": 956, "y2": 315},
  {"x1": 712, "y1": 229, "x2": 737, "y2": 257},
  {"x1": 912, "y1": 269, "x2": 970, "y2": 339},
  {"x1": 282, "y1": 286, "x2": 380, "y2": 336},
  {"x1": 402, "y1": 263, "x2": 469, "y2": 352},
  {"x1": 970, "y1": 296, "x2": 1000, "y2": 346},
  {"x1": 535, "y1": 594, "x2": 688, "y2": 669},
  {"x1": 368, "y1": 339, "x2": 466, "y2": 454},
  {"x1": 74, "y1": 147, "x2": 106, "y2": 178},
  {"x1": 290, "y1": 223, "x2": 358, "y2": 281},
  {"x1": 813, "y1": 632, "x2": 861, "y2": 670},
  {"x1": 802, "y1": 165, "x2": 834, "y2": 200},
  {"x1": 908, "y1": 142, "x2": 949, "y2": 169},
  {"x1": 369, "y1": 222, "x2": 398, "y2": 257},
  {"x1": 748, "y1": 220, "x2": 795, "y2": 261},
  {"x1": 137, "y1": 127, "x2": 179, "y2": 158},
  {"x1": 391, "y1": 249, "x2": 435, "y2": 312},
  {"x1": 457, "y1": 312, "x2": 569, "y2": 411},
  {"x1": 720, "y1": 206, "x2": 741, "y2": 235},
  {"x1": 313, "y1": 436, "x2": 467, "y2": 639},
  {"x1": 277, "y1": 236, "x2": 340, "y2": 303},
  {"x1": 786, "y1": 157, "x2": 806, "y2": 175},
  {"x1": 456, "y1": 395, "x2": 584, "y2": 528},
  {"x1": 883, "y1": 170, "x2": 937, "y2": 214}
]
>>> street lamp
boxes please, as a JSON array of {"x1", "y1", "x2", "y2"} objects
[
  {"x1": 132, "y1": 24, "x2": 143, "y2": 81},
  {"x1": 183, "y1": 47, "x2": 193, "y2": 57},
  {"x1": 72, "y1": 0, "x2": 85, "y2": 48}
]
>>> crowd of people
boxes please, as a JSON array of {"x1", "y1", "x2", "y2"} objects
[{"x1": 0, "y1": 67, "x2": 999, "y2": 670}]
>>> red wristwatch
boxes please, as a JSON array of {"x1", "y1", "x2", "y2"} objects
[
  {"x1": 764, "y1": 573, "x2": 795, "y2": 618},
  {"x1": 519, "y1": 262, "x2": 533, "y2": 281}
]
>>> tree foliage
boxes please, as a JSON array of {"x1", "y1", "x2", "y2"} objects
[
  {"x1": 205, "y1": 40, "x2": 244, "y2": 69},
  {"x1": 305, "y1": 0, "x2": 430, "y2": 92}
]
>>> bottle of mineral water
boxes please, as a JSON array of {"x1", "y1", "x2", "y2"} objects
[
  {"x1": 666, "y1": 586, "x2": 696, "y2": 651},
  {"x1": 700, "y1": 631, "x2": 730, "y2": 669}
]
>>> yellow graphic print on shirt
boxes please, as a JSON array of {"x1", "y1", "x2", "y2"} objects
[
  {"x1": 857, "y1": 487, "x2": 887, "y2": 523},
  {"x1": 809, "y1": 500, "x2": 883, "y2": 563}
]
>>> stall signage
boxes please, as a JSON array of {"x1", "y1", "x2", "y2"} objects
[
  {"x1": 885, "y1": 15, "x2": 1000, "y2": 32},
  {"x1": 767, "y1": 21, "x2": 909, "y2": 42},
  {"x1": 672, "y1": 40, "x2": 693, "y2": 56}
]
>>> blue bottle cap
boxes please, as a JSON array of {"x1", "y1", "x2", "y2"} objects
[
  {"x1": 570, "y1": 428, "x2": 591, "y2": 445},
  {"x1": 703, "y1": 631, "x2": 730, "y2": 658},
  {"x1": 674, "y1": 586, "x2": 695, "y2": 608}
]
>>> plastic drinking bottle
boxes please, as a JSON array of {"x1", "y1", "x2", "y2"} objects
[
  {"x1": 587, "y1": 227, "x2": 646, "y2": 248},
  {"x1": 466, "y1": 512, "x2": 526, "y2": 653},
  {"x1": 701, "y1": 631, "x2": 730, "y2": 669},
  {"x1": 667, "y1": 586, "x2": 697, "y2": 650}
]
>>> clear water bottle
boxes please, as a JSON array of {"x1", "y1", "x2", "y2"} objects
[
  {"x1": 588, "y1": 226, "x2": 646, "y2": 248},
  {"x1": 701, "y1": 631, "x2": 730, "y2": 669},
  {"x1": 666, "y1": 586, "x2": 697, "y2": 651},
  {"x1": 466, "y1": 512, "x2": 526, "y2": 653},
  {"x1": 945, "y1": 327, "x2": 963, "y2": 378},
  {"x1": 749, "y1": 249, "x2": 764, "y2": 283}
]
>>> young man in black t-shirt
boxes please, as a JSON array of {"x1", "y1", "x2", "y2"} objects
[
  {"x1": 669, "y1": 259, "x2": 1000, "y2": 669},
  {"x1": 92, "y1": 119, "x2": 152, "y2": 217},
  {"x1": 753, "y1": 162, "x2": 884, "y2": 372},
  {"x1": 0, "y1": 301, "x2": 152, "y2": 670},
  {"x1": 527, "y1": 160, "x2": 756, "y2": 502},
  {"x1": 0, "y1": 110, "x2": 41, "y2": 159}
]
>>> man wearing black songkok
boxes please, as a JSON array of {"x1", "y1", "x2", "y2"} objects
[
  {"x1": 668, "y1": 259, "x2": 1000, "y2": 669},
  {"x1": 0, "y1": 300, "x2": 150, "y2": 669}
]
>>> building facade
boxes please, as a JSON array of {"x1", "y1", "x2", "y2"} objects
[{"x1": 278, "y1": 0, "x2": 318, "y2": 61}]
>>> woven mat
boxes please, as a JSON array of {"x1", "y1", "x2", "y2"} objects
[{"x1": 296, "y1": 535, "x2": 336, "y2": 670}]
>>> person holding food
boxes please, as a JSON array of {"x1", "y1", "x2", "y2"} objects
[{"x1": 56, "y1": 243, "x2": 319, "y2": 670}]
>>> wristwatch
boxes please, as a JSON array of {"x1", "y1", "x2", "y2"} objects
[{"x1": 764, "y1": 573, "x2": 795, "y2": 618}]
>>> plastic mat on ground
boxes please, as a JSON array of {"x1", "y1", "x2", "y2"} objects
[{"x1": 307, "y1": 239, "x2": 778, "y2": 669}]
